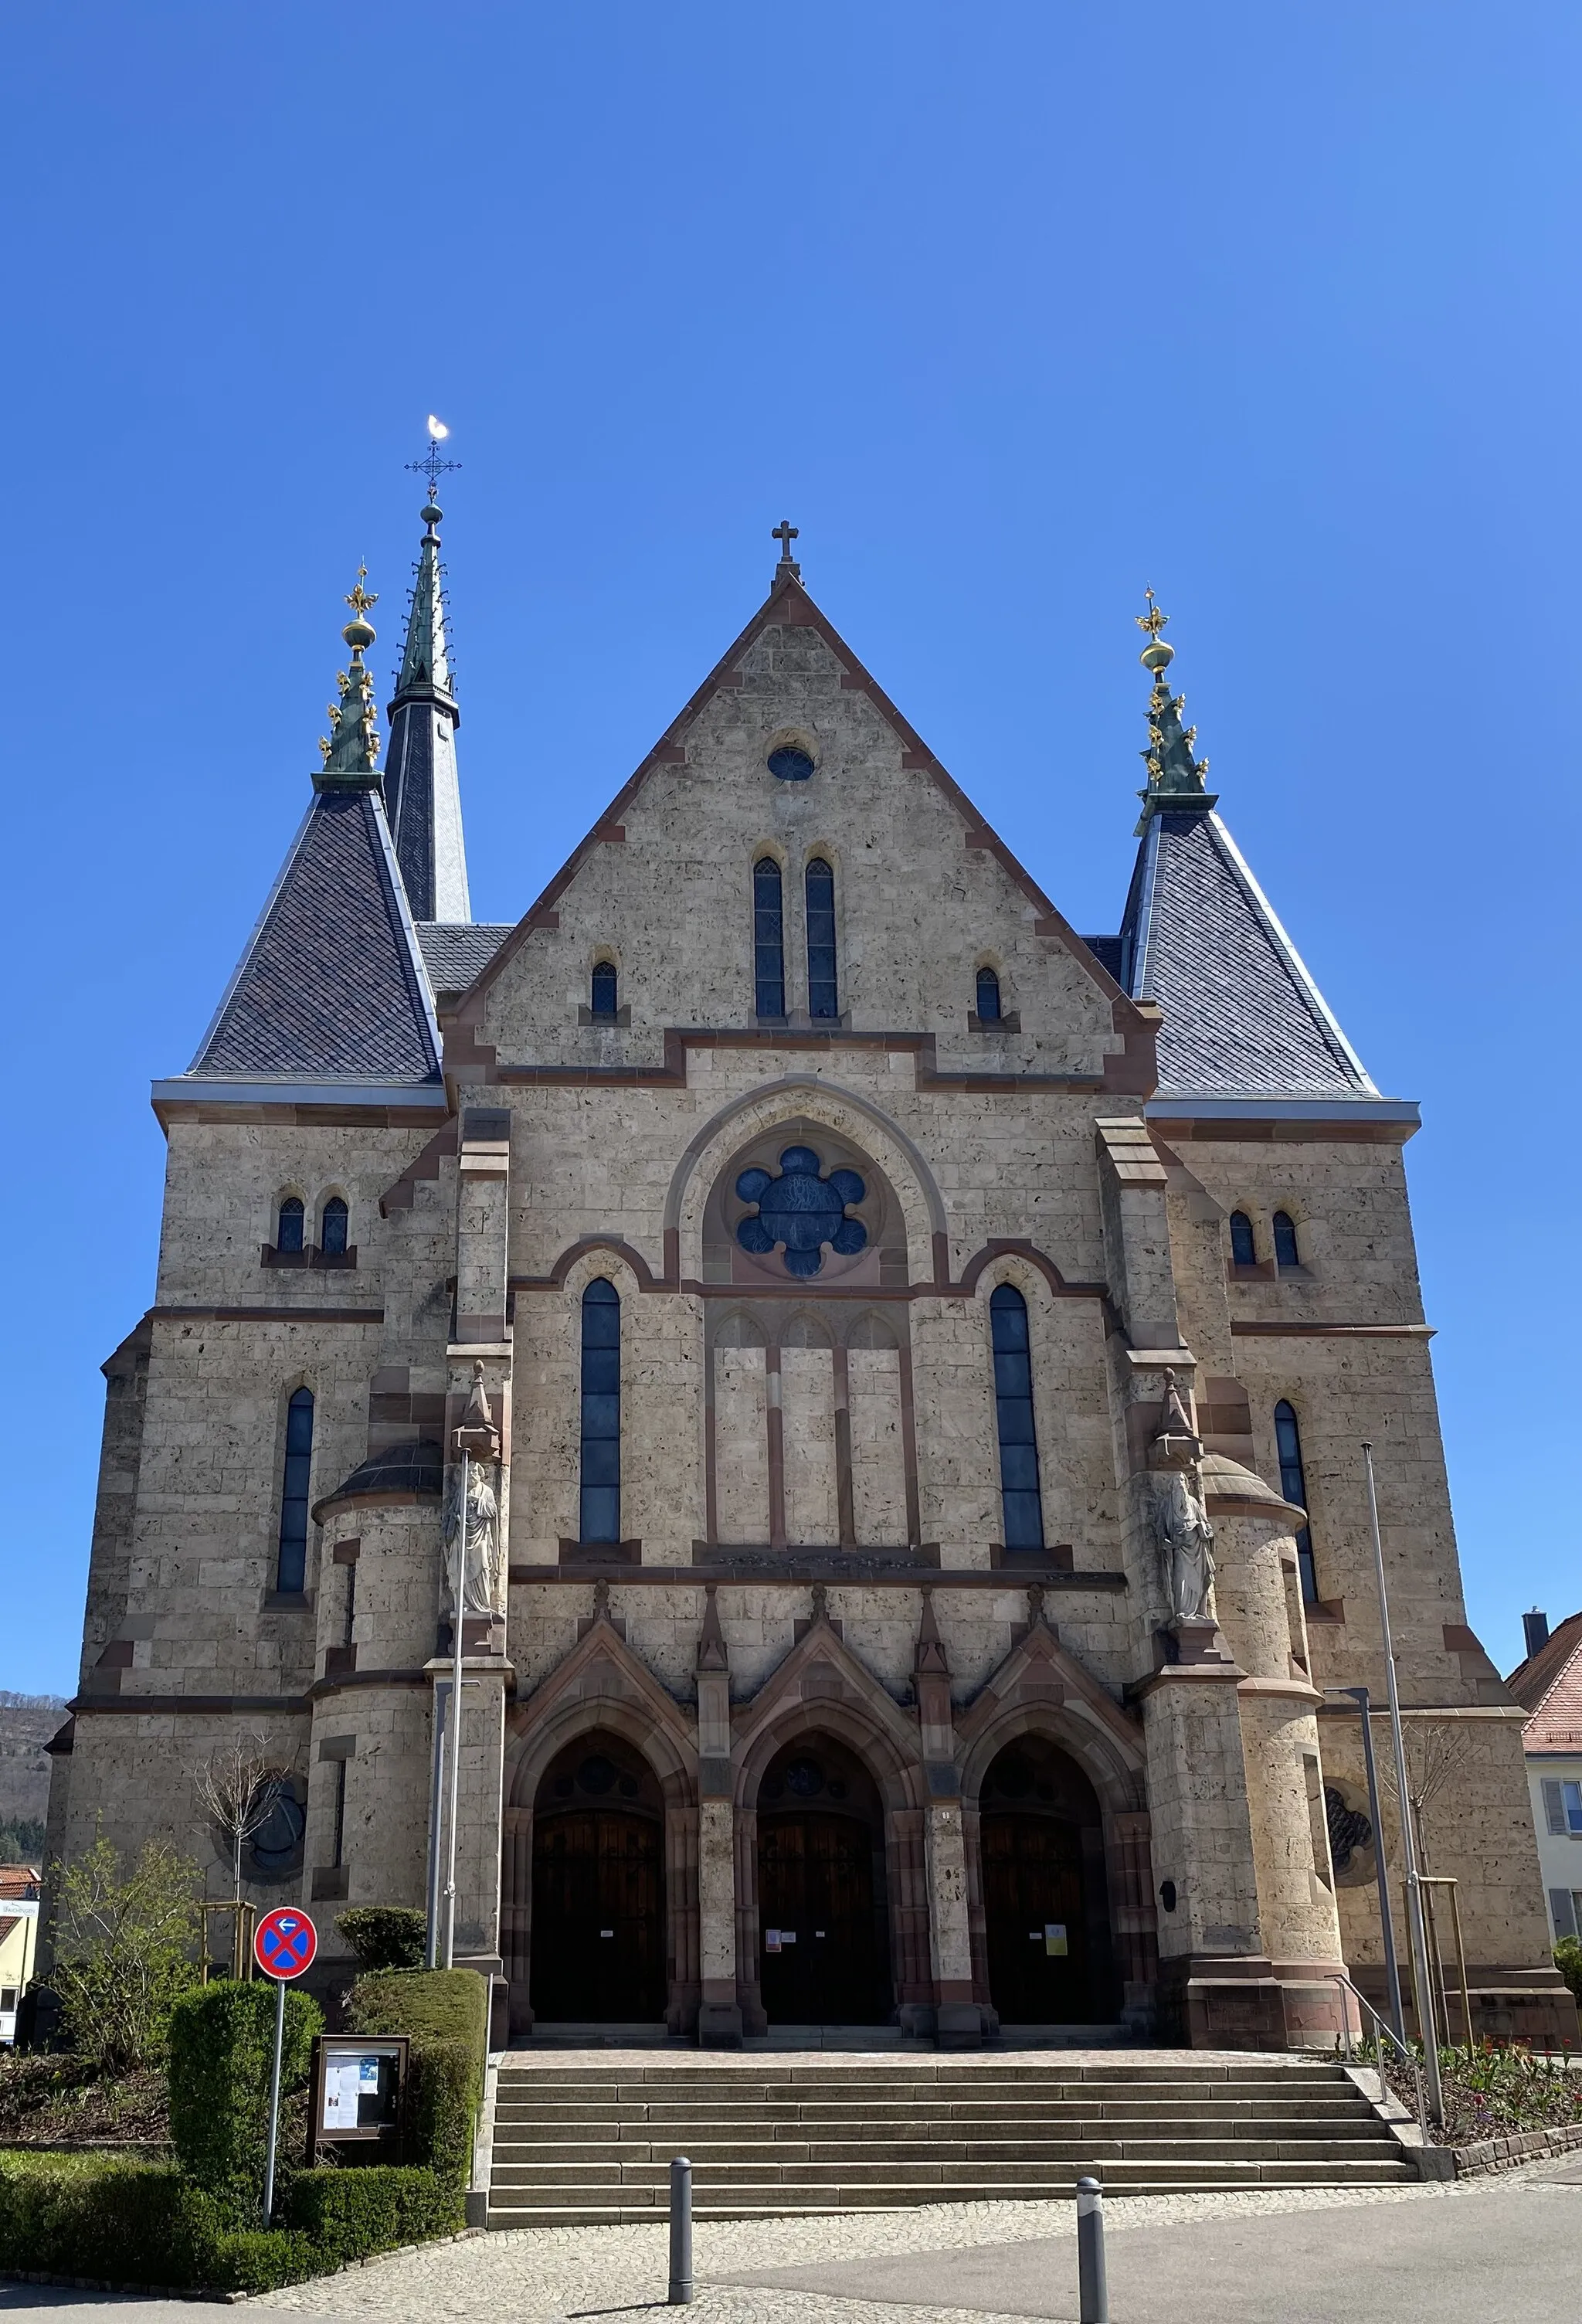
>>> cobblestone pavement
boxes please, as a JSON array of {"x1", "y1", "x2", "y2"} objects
[{"x1": 249, "y1": 2176, "x2": 1476, "y2": 2324}]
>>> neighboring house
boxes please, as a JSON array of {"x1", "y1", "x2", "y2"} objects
[
  {"x1": 1507, "y1": 1610, "x2": 1582, "y2": 1944},
  {"x1": 0, "y1": 1865, "x2": 41, "y2": 2044}
]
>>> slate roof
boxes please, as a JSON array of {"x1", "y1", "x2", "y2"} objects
[
  {"x1": 313, "y1": 1438, "x2": 443, "y2": 1520},
  {"x1": 191, "y1": 790, "x2": 441, "y2": 1082},
  {"x1": 416, "y1": 921, "x2": 513, "y2": 995},
  {"x1": 1118, "y1": 807, "x2": 1377, "y2": 1099},
  {"x1": 1508, "y1": 1611, "x2": 1582, "y2": 1751}
]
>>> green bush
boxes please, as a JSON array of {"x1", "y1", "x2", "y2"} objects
[
  {"x1": 166, "y1": 1978, "x2": 323, "y2": 2192},
  {"x1": 0, "y1": 2152, "x2": 460, "y2": 2292},
  {"x1": 44, "y1": 1835, "x2": 202, "y2": 2071},
  {"x1": 344, "y1": 1968, "x2": 487, "y2": 2185},
  {"x1": 284, "y1": 2164, "x2": 464, "y2": 2261},
  {"x1": 1556, "y1": 1936, "x2": 1582, "y2": 2005},
  {"x1": 335, "y1": 1906, "x2": 429, "y2": 1971}
]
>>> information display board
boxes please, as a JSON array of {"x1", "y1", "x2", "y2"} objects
[{"x1": 307, "y1": 2034, "x2": 408, "y2": 2152}]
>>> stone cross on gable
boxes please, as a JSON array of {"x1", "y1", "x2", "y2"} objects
[{"x1": 772, "y1": 519, "x2": 801, "y2": 576}]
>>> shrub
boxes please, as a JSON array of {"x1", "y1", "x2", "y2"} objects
[
  {"x1": 1556, "y1": 1936, "x2": 1582, "y2": 2006},
  {"x1": 336, "y1": 1905, "x2": 428, "y2": 1972},
  {"x1": 345, "y1": 1967, "x2": 487, "y2": 2185},
  {"x1": 0, "y1": 2152, "x2": 460, "y2": 2292},
  {"x1": 167, "y1": 1978, "x2": 323, "y2": 2193},
  {"x1": 44, "y1": 1835, "x2": 202, "y2": 2071},
  {"x1": 283, "y1": 2164, "x2": 464, "y2": 2261}
]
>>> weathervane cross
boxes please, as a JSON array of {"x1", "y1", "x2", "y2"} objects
[
  {"x1": 772, "y1": 520, "x2": 799, "y2": 564},
  {"x1": 406, "y1": 420, "x2": 461, "y2": 501}
]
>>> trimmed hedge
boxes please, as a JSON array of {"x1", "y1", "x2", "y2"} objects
[
  {"x1": 167, "y1": 1979, "x2": 322, "y2": 2191},
  {"x1": 344, "y1": 1969, "x2": 487, "y2": 2186},
  {"x1": 336, "y1": 1906, "x2": 428, "y2": 1972},
  {"x1": 0, "y1": 2152, "x2": 463, "y2": 2294}
]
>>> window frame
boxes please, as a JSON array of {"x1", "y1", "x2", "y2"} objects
[
  {"x1": 276, "y1": 1195, "x2": 306, "y2": 1255},
  {"x1": 804, "y1": 857, "x2": 838, "y2": 1021},
  {"x1": 1229, "y1": 1211, "x2": 1258, "y2": 1267},
  {"x1": 989, "y1": 1282, "x2": 1045, "y2": 1554},
  {"x1": 590, "y1": 960, "x2": 619, "y2": 1021},
  {"x1": 975, "y1": 966, "x2": 1002, "y2": 1022},
  {"x1": 752, "y1": 858, "x2": 786, "y2": 1021},
  {"x1": 319, "y1": 1195, "x2": 349, "y2": 1258},
  {"x1": 579, "y1": 1278, "x2": 622, "y2": 1545},
  {"x1": 1272, "y1": 1210, "x2": 1301, "y2": 1269},
  {"x1": 275, "y1": 1386, "x2": 315, "y2": 1595},
  {"x1": 1273, "y1": 1398, "x2": 1318, "y2": 1605}
]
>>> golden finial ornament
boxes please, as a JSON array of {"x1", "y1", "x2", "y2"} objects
[
  {"x1": 341, "y1": 563, "x2": 379, "y2": 654},
  {"x1": 1136, "y1": 585, "x2": 1175, "y2": 675}
]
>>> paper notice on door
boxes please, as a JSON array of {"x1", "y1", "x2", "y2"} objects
[
  {"x1": 322, "y1": 2057, "x2": 362, "y2": 2130},
  {"x1": 766, "y1": 1928, "x2": 782, "y2": 1952},
  {"x1": 1044, "y1": 1923, "x2": 1068, "y2": 1956}
]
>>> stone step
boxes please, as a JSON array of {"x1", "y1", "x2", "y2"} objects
[
  {"x1": 495, "y1": 2096, "x2": 1374, "y2": 2124},
  {"x1": 491, "y1": 2135, "x2": 1397, "y2": 2175},
  {"x1": 497, "y1": 2062, "x2": 1344, "y2": 2084}
]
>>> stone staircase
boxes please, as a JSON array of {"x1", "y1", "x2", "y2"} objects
[{"x1": 485, "y1": 2053, "x2": 1414, "y2": 2225}]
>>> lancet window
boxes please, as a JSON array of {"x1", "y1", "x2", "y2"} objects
[
  {"x1": 1275, "y1": 1399, "x2": 1318, "y2": 1604},
  {"x1": 805, "y1": 858, "x2": 838, "y2": 1019},
  {"x1": 276, "y1": 1388, "x2": 314, "y2": 1594},
  {"x1": 976, "y1": 967, "x2": 1002, "y2": 1021},
  {"x1": 990, "y1": 1283, "x2": 1044, "y2": 1551},
  {"x1": 579, "y1": 1279, "x2": 621, "y2": 1544},
  {"x1": 277, "y1": 1195, "x2": 305, "y2": 1255},
  {"x1": 320, "y1": 1196, "x2": 348, "y2": 1256},
  {"x1": 1273, "y1": 1211, "x2": 1301, "y2": 1269},
  {"x1": 753, "y1": 858, "x2": 785, "y2": 1019},
  {"x1": 591, "y1": 961, "x2": 618, "y2": 1020}
]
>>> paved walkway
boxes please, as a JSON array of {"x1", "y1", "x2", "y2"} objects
[{"x1": 2, "y1": 2158, "x2": 1578, "y2": 2324}]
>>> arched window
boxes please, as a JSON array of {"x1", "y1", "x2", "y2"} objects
[
  {"x1": 277, "y1": 1195, "x2": 305, "y2": 1255},
  {"x1": 753, "y1": 858, "x2": 785, "y2": 1019},
  {"x1": 805, "y1": 858, "x2": 838, "y2": 1019},
  {"x1": 1273, "y1": 1211, "x2": 1300, "y2": 1269},
  {"x1": 591, "y1": 961, "x2": 618, "y2": 1020},
  {"x1": 320, "y1": 1196, "x2": 348, "y2": 1257},
  {"x1": 1274, "y1": 1400, "x2": 1319, "y2": 1605},
  {"x1": 976, "y1": 967, "x2": 1002, "y2": 1022},
  {"x1": 1229, "y1": 1211, "x2": 1257, "y2": 1266},
  {"x1": 990, "y1": 1283, "x2": 1044, "y2": 1551},
  {"x1": 276, "y1": 1388, "x2": 314, "y2": 1594},
  {"x1": 579, "y1": 1279, "x2": 621, "y2": 1544}
]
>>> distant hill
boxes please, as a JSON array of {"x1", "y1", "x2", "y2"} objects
[{"x1": 0, "y1": 1692, "x2": 67, "y2": 1843}]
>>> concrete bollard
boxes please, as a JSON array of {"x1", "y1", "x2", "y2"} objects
[
  {"x1": 668, "y1": 2155, "x2": 694, "y2": 2305},
  {"x1": 1076, "y1": 2175, "x2": 1108, "y2": 2324}
]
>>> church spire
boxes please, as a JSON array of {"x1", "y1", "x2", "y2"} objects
[
  {"x1": 1132, "y1": 589, "x2": 1218, "y2": 836},
  {"x1": 384, "y1": 430, "x2": 472, "y2": 922},
  {"x1": 315, "y1": 571, "x2": 384, "y2": 790}
]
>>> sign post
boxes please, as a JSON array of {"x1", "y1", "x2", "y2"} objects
[{"x1": 253, "y1": 1906, "x2": 317, "y2": 2225}]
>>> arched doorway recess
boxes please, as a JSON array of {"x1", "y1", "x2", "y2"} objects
[
  {"x1": 529, "y1": 1730, "x2": 665, "y2": 2022},
  {"x1": 979, "y1": 1736, "x2": 1116, "y2": 2024},
  {"x1": 755, "y1": 1731, "x2": 891, "y2": 2024}
]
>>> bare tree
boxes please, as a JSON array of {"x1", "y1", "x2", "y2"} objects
[
  {"x1": 1372, "y1": 1714, "x2": 1475, "y2": 1871},
  {"x1": 193, "y1": 1734, "x2": 293, "y2": 1901}
]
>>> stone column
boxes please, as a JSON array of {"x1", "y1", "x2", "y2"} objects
[
  {"x1": 1131, "y1": 1374, "x2": 1285, "y2": 2047},
  {"x1": 443, "y1": 1106, "x2": 514, "y2": 2037},
  {"x1": 1204, "y1": 1454, "x2": 1348, "y2": 2047},
  {"x1": 915, "y1": 1590, "x2": 987, "y2": 2047},
  {"x1": 695, "y1": 1587, "x2": 743, "y2": 2045}
]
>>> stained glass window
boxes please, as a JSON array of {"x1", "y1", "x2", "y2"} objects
[
  {"x1": 1229, "y1": 1211, "x2": 1257, "y2": 1266},
  {"x1": 320, "y1": 1196, "x2": 348, "y2": 1256},
  {"x1": 591, "y1": 962, "x2": 618, "y2": 1020},
  {"x1": 1275, "y1": 1400, "x2": 1318, "y2": 1604},
  {"x1": 1273, "y1": 1211, "x2": 1300, "y2": 1269},
  {"x1": 769, "y1": 745, "x2": 815, "y2": 780},
  {"x1": 990, "y1": 1284, "x2": 1044, "y2": 1551},
  {"x1": 735, "y1": 1146, "x2": 867, "y2": 1278},
  {"x1": 580, "y1": 1279, "x2": 621, "y2": 1544},
  {"x1": 976, "y1": 967, "x2": 1001, "y2": 1021},
  {"x1": 753, "y1": 858, "x2": 785, "y2": 1019},
  {"x1": 806, "y1": 858, "x2": 837, "y2": 1019},
  {"x1": 277, "y1": 1196, "x2": 304, "y2": 1255},
  {"x1": 276, "y1": 1388, "x2": 314, "y2": 1592}
]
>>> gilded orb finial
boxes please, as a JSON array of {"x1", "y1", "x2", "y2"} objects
[
  {"x1": 1136, "y1": 585, "x2": 1175, "y2": 674},
  {"x1": 341, "y1": 563, "x2": 379, "y2": 654}
]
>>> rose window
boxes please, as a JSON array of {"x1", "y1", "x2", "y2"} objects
[{"x1": 735, "y1": 1145, "x2": 867, "y2": 1278}]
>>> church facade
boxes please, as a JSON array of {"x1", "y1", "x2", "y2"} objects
[{"x1": 46, "y1": 494, "x2": 1572, "y2": 2048}]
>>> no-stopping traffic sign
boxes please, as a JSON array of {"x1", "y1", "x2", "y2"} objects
[{"x1": 253, "y1": 1906, "x2": 317, "y2": 1981}]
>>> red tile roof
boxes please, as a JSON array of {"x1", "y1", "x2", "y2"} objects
[
  {"x1": 0, "y1": 1867, "x2": 40, "y2": 1900},
  {"x1": 1508, "y1": 1610, "x2": 1582, "y2": 1753}
]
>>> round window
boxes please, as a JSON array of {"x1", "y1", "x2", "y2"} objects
[{"x1": 767, "y1": 745, "x2": 815, "y2": 781}]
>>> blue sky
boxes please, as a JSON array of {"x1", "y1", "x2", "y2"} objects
[{"x1": 8, "y1": 4, "x2": 1577, "y2": 1690}]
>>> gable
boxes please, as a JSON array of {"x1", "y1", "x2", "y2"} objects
[{"x1": 447, "y1": 574, "x2": 1151, "y2": 1086}]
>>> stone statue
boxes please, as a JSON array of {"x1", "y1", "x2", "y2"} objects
[
  {"x1": 443, "y1": 1456, "x2": 501, "y2": 1616},
  {"x1": 1153, "y1": 1466, "x2": 1216, "y2": 1622}
]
